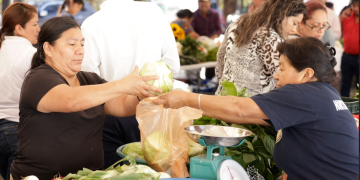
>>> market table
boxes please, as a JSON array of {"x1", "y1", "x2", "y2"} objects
[
  {"x1": 180, "y1": 62, "x2": 217, "y2": 71},
  {"x1": 179, "y1": 62, "x2": 217, "y2": 93}
]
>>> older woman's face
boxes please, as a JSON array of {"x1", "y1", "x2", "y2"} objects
[
  {"x1": 299, "y1": 9, "x2": 328, "y2": 39},
  {"x1": 274, "y1": 55, "x2": 307, "y2": 88},
  {"x1": 46, "y1": 27, "x2": 84, "y2": 76}
]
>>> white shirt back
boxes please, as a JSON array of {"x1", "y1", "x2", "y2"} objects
[
  {"x1": 81, "y1": 0, "x2": 180, "y2": 81},
  {"x1": 327, "y1": 7, "x2": 341, "y2": 41},
  {"x1": 0, "y1": 36, "x2": 36, "y2": 122}
]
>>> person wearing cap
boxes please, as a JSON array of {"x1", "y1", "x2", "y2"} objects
[
  {"x1": 191, "y1": 0, "x2": 222, "y2": 40},
  {"x1": 340, "y1": 0, "x2": 359, "y2": 97}
]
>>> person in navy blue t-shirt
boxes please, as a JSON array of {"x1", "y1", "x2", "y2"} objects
[{"x1": 154, "y1": 37, "x2": 359, "y2": 180}]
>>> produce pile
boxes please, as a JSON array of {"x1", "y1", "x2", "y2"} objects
[
  {"x1": 177, "y1": 36, "x2": 219, "y2": 65},
  {"x1": 54, "y1": 156, "x2": 170, "y2": 180},
  {"x1": 122, "y1": 138, "x2": 206, "y2": 163},
  {"x1": 193, "y1": 81, "x2": 282, "y2": 180}
]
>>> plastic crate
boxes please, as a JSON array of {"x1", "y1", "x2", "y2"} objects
[{"x1": 341, "y1": 97, "x2": 359, "y2": 114}]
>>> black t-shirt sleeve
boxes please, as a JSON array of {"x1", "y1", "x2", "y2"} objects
[
  {"x1": 251, "y1": 84, "x2": 317, "y2": 131},
  {"x1": 20, "y1": 66, "x2": 67, "y2": 110}
]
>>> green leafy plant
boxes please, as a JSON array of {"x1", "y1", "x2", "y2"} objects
[
  {"x1": 205, "y1": 47, "x2": 219, "y2": 62},
  {"x1": 179, "y1": 35, "x2": 206, "y2": 62},
  {"x1": 352, "y1": 84, "x2": 359, "y2": 99},
  {"x1": 194, "y1": 81, "x2": 281, "y2": 179}
]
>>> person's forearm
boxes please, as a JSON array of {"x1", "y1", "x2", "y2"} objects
[
  {"x1": 57, "y1": 80, "x2": 129, "y2": 113},
  {"x1": 203, "y1": 111, "x2": 270, "y2": 126},
  {"x1": 183, "y1": 94, "x2": 268, "y2": 120},
  {"x1": 104, "y1": 95, "x2": 139, "y2": 117}
]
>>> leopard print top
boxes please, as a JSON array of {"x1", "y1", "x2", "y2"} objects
[{"x1": 215, "y1": 21, "x2": 283, "y2": 96}]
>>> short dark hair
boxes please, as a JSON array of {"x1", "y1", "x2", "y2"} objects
[
  {"x1": 176, "y1": 9, "x2": 194, "y2": 19},
  {"x1": 325, "y1": 2, "x2": 333, "y2": 8},
  {"x1": 31, "y1": 17, "x2": 80, "y2": 70},
  {"x1": 61, "y1": 0, "x2": 84, "y2": 11},
  {"x1": 351, "y1": 0, "x2": 359, "y2": 4},
  {"x1": 277, "y1": 37, "x2": 337, "y2": 85}
]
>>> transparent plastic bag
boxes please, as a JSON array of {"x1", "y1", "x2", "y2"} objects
[{"x1": 136, "y1": 98, "x2": 203, "y2": 178}]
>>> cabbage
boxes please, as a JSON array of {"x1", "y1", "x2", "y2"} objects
[
  {"x1": 188, "y1": 138, "x2": 205, "y2": 157},
  {"x1": 139, "y1": 61, "x2": 173, "y2": 95},
  {"x1": 122, "y1": 142, "x2": 144, "y2": 159},
  {"x1": 143, "y1": 131, "x2": 172, "y2": 170}
]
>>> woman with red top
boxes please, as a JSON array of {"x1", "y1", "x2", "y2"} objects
[{"x1": 340, "y1": 0, "x2": 359, "y2": 97}]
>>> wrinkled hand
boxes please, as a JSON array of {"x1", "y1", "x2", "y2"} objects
[
  {"x1": 152, "y1": 90, "x2": 189, "y2": 109},
  {"x1": 121, "y1": 66, "x2": 162, "y2": 98}
]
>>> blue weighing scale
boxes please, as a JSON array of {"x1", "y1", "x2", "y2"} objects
[{"x1": 184, "y1": 125, "x2": 253, "y2": 180}]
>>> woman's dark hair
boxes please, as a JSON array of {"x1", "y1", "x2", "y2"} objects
[
  {"x1": 234, "y1": 0, "x2": 307, "y2": 47},
  {"x1": 277, "y1": 37, "x2": 337, "y2": 85},
  {"x1": 303, "y1": 1, "x2": 327, "y2": 23},
  {"x1": 351, "y1": 0, "x2": 359, "y2": 4},
  {"x1": 31, "y1": 17, "x2": 80, "y2": 70},
  {"x1": 176, "y1": 9, "x2": 194, "y2": 19},
  {"x1": 0, "y1": 3, "x2": 37, "y2": 48},
  {"x1": 60, "y1": 0, "x2": 84, "y2": 11}
]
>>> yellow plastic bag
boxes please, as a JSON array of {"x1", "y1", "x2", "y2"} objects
[{"x1": 136, "y1": 98, "x2": 203, "y2": 178}]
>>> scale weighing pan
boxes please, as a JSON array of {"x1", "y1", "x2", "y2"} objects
[
  {"x1": 184, "y1": 125, "x2": 253, "y2": 180},
  {"x1": 184, "y1": 125, "x2": 253, "y2": 147}
]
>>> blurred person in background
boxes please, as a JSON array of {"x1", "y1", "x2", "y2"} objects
[
  {"x1": 298, "y1": 1, "x2": 334, "y2": 46},
  {"x1": 191, "y1": 0, "x2": 222, "y2": 80},
  {"x1": 216, "y1": 0, "x2": 307, "y2": 95},
  {"x1": 172, "y1": 9, "x2": 199, "y2": 39},
  {"x1": 326, "y1": 2, "x2": 334, "y2": 10},
  {"x1": 248, "y1": 3, "x2": 255, "y2": 14},
  {"x1": 191, "y1": 0, "x2": 222, "y2": 40},
  {"x1": 252, "y1": 0, "x2": 264, "y2": 12},
  {"x1": 313, "y1": 0, "x2": 341, "y2": 40},
  {"x1": 340, "y1": 0, "x2": 359, "y2": 97},
  {"x1": 80, "y1": 0, "x2": 180, "y2": 168},
  {"x1": 57, "y1": 0, "x2": 84, "y2": 19},
  {"x1": 340, "y1": 5, "x2": 351, "y2": 24},
  {"x1": 0, "y1": 3, "x2": 39, "y2": 180}
]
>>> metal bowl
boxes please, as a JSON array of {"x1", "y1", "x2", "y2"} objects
[{"x1": 184, "y1": 125, "x2": 252, "y2": 147}]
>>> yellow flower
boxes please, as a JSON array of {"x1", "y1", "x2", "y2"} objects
[{"x1": 170, "y1": 23, "x2": 185, "y2": 41}]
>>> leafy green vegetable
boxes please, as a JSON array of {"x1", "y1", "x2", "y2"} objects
[
  {"x1": 139, "y1": 61, "x2": 173, "y2": 95},
  {"x1": 143, "y1": 131, "x2": 172, "y2": 169},
  {"x1": 193, "y1": 80, "x2": 282, "y2": 179},
  {"x1": 122, "y1": 142, "x2": 144, "y2": 159},
  {"x1": 77, "y1": 168, "x2": 94, "y2": 176},
  {"x1": 61, "y1": 156, "x2": 171, "y2": 180},
  {"x1": 220, "y1": 80, "x2": 238, "y2": 96},
  {"x1": 188, "y1": 138, "x2": 206, "y2": 157},
  {"x1": 352, "y1": 84, "x2": 359, "y2": 99},
  {"x1": 62, "y1": 174, "x2": 82, "y2": 180},
  {"x1": 179, "y1": 36, "x2": 206, "y2": 62},
  {"x1": 205, "y1": 47, "x2": 219, "y2": 62}
]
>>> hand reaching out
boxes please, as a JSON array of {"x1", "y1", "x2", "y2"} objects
[{"x1": 120, "y1": 66, "x2": 163, "y2": 98}]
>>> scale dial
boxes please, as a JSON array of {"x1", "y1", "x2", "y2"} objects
[{"x1": 217, "y1": 159, "x2": 250, "y2": 180}]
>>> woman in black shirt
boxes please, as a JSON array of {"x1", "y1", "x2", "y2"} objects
[{"x1": 10, "y1": 17, "x2": 162, "y2": 180}]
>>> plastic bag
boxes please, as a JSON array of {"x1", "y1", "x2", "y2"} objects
[{"x1": 136, "y1": 98, "x2": 203, "y2": 178}]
